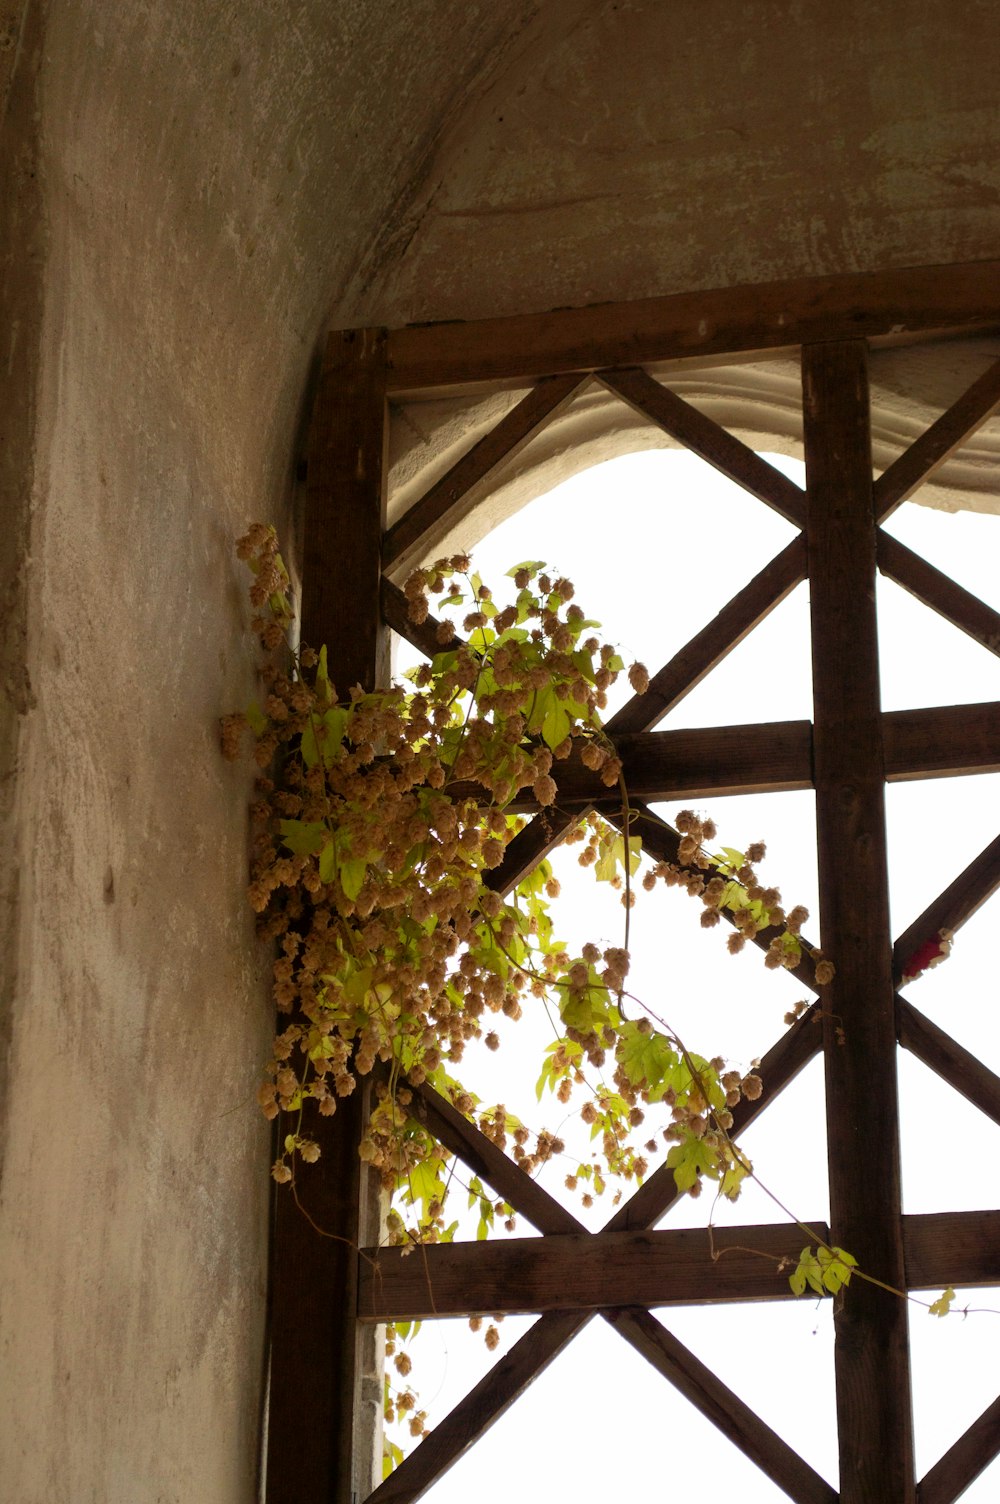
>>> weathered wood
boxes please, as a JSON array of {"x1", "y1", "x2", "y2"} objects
[
  {"x1": 599, "y1": 367, "x2": 807, "y2": 527},
  {"x1": 301, "y1": 327, "x2": 389, "y2": 688},
  {"x1": 382, "y1": 375, "x2": 587, "y2": 573},
  {"x1": 620, "y1": 802, "x2": 822, "y2": 993},
  {"x1": 486, "y1": 803, "x2": 583, "y2": 895},
  {"x1": 405, "y1": 1075, "x2": 582, "y2": 1237},
  {"x1": 267, "y1": 328, "x2": 389, "y2": 1504},
  {"x1": 883, "y1": 701, "x2": 1000, "y2": 781},
  {"x1": 605, "y1": 1307, "x2": 839, "y2": 1504},
  {"x1": 448, "y1": 703, "x2": 998, "y2": 817},
  {"x1": 380, "y1": 577, "x2": 460, "y2": 658},
  {"x1": 268, "y1": 1086, "x2": 376, "y2": 1504},
  {"x1": 894, "y1": 830, "x2": 1000, "y2": 983},
  {"x1": 897, "y1": 998, "x2": 1000, "y2": 1128},
  {"x1": 874, "y1": 354, "x2": 1000, "y2": 519},
  {"x1": 903, "y1": 1209, "x2": 1000, "y2": 1290},
  {"x1": 488, "y1": 537, "x2": 808, "y2": 888},
  {"x1": 606, "y1": 1000, "x2": 823, "y2": 1232},
  {"x1": 447, "y1": 721, "x2": 815, "y2": 810},
  {"x1": 359, "y1": 1221, "x2": 827, "y2": 1320},
  {"x1": 365, "y1": 1310, "x2": 591, "y2": 1504},
  {"x1": 385, "y1": 258, "x2": 1000, "y2": 392},
  {"x1": 803, "y1": 339, "x2": 914, "y2": 1502},
  {"x1": 606, "y1": 536, "x2": 808, "y2": 733},
  {"x1": 877, "y1": 529, "x2": 1000, "y2": 659},
  {"x1": 360, "y1": 1208, "x2": 1000, "y2": 1321},
  {"x1": 917, "y1": 1392, "x2": 1000, "y2": 1504}
]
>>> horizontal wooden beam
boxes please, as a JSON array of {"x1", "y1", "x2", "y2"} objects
[
  {"x1": 597, "y1": 367, "x2": 807, "y2": 528},
  {"x1": 883, "y1": 701, "x2": 1000, "y2": 782},
  {"x1": 382, "y1": 374, "x2": 587, "y2": 573},
  {"x1": 904, "y1": 1209, "x2": 1000, "y2": 1290},
  {"x1": 359, "y1": 1221, "x2": 824, "y2": 1320},
  {"x1": 448, "y1": 721, "x2": 815, "y2": 809},
  {"x1": 359, "y1": 1209, "x2": 1000, "y2": 1321},
  {"x1": 384, "y1": 259, "x2": 1000, "y2": 393},
  {"x1": 450, "y1": 703, "x2": 1000, "y2": 812}
]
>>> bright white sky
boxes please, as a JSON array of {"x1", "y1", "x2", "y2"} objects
[{"x1": 386, "y1": 446, "x2": 1000, "y2": 1502}]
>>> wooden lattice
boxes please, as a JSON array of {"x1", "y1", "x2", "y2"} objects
[{"x1": 267, "y1": 260, "x2": 1000, "y2": 1504}]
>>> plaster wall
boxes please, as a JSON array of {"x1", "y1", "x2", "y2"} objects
[{"x1": 1, "y1": 3, "x2": 999, "y2": 1501}]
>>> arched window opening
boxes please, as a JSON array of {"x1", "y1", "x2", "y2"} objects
[{"x1": 267, "y1": 264, "x2": 1000, "y2": 1504}]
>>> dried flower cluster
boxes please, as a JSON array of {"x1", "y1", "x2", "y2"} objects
[
  {"x1": 225, "y1": 526, "x2": 821, "y2": 1226},
  {"x1": 225, "y1": 525, "x2": 838, "y2": 1467}
]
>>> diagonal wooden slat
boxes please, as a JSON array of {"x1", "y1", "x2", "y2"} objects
[
  {"x1": 605, "y1": 1307, "x2": 839, "y2": 1504},
  {"x1": 486, "y1": 803, "x2": 580, "y2": 895},
  {"x1": 605, "y1": 535, "x2": 808, "y2": 734},
  {"x1": 873, "y1": 355, "x2": 1000, "y2": 520},
  {"x1": 598, "y1": 366, "x2": 807, "y2": 528},
  {"x1": 382, "y1": 374, "x2": 588, "y2": 573},
  {"x1": 877, "y1": 530, "x2": 1000, "y2": 660},
  {"x1": 391, "y1": 535, "x2": 808, "y2": 891},
  {"x1": 917, "y1": 1393, "x2": 1000, "y2": 1504},
  {"x1": 897, "y1": 997, "x2": 1000, "y2": 1127},
  {"x1": 404, "y1": 1072, "x2": 582, "y2": 1236},
  {"x1": 607, "y1": 1000, "x2": 823, "y2": 1232},
  {"x1": 381, "y1": 577, "x2": 460, "y2": 658},
  {"x1": 365, "y1": 1310, "x2": 592, "y2": 1504},
  {"x1": 893, "y1": 829, "x2": 1000, "y2": 984}
]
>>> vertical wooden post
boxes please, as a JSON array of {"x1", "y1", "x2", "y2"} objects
[
  {"x1": 266, "y1": 327, "x2": 389, "y2": 1504},
  {"x1": 803, "y1": 340, "x2": 915, "y2": 1503}
]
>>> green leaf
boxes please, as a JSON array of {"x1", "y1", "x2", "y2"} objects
[
  {"x1": 383, "y1": 1440, "x2": 404, "y2": 1479},
  {"x1": 506, "y1": 560, "x2": 545, "y2": 577},
  {"x1": 340, "y1": 856, "x2": 367, "y2": 900},
  {"x1": 929, "y1": 1285, "x2": 956, "y2": 1317},
  {"x1": 315, "y1": 644, "x2": 333, "y2": 706},
  {"x1": 320, "y1": 706, "x2": 349, "y2": 762},
  {"x1": 300, "y1": 722, "x2": 318, "y2": 768},
  {"x1": 245, "y1": 701, "x2": 268, "y2": 735},
  {"x1": 665, "y1": 1135, "x2": 718, "y2": 1193},
  {"x1": 541, "y1": 700, "x2": 571, "y2": 751},
  {"x1": 721, "y1": 1160, "x2": 750, "y2": 1201},
  {"x1": 318, "y1": 840, "x2": 336, "y2": 885},
  {"x1": 617, "y1": 1023, "x2": 678, "y2": 1099},
  {"x1": 279, "y1": 819, "x2": 326, "y2": 856}
]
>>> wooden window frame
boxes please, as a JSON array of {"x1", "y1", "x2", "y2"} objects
[{"x1": 266, "y1": 260, "x2": 1000, "y2": 1504}]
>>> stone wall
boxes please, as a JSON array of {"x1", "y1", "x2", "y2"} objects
[{"x1": 1, "y1": 3, "x2": 998, "y2": 1500}]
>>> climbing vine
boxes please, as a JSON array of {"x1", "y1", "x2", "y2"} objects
[{"x1": 222, "y1": 523, "x2": 964, "y2": 1465}]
